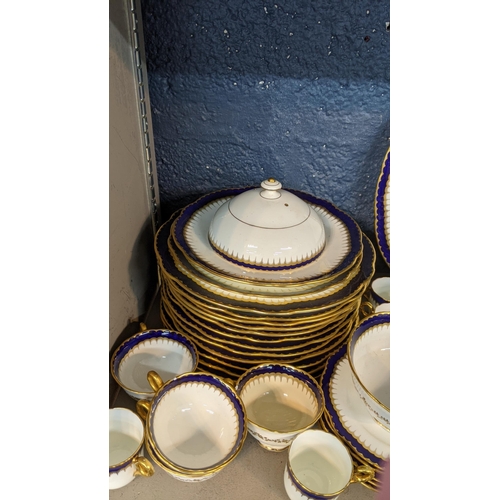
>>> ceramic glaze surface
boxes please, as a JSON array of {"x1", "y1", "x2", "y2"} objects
[
  {"x1": 371, "y1": 277, "x2": 390, "y2": 304},
  {"x1": 109, "y1": 432, "x2": 139, "y2": 466},
  {"x1": 109, "y1": 409, "x2": 143, "y2": 467},
  {"x1": 352, "y1": 324, "x2": 390, "y2": 408},
  {"x1": 118, "y1": 338, "x2": 195, "y2": 393},
  {"x1": 208, "y1": 180, "x2": 326, "y2": 267},
  {"x1": 285, "y1": 429, "x2": 353, "y2": 499},
  {"x1": 151, "y1": 382, "x2": 239, "y2": 469},
  {"x1": 329, "y1": 355, "x2": 390, "y2": 460},
  {"x1": 241, "y1": 374, "x2": 319, "y2": 432},
  {"x1": 185, "y1": 197, "x2": 351, "y2": 281},
  {"x1": 109, "y1": 408, "x2": 151, "y2": 490},
  {"x1": 146, "y1": 438, "x2": 219, "y2": 482}
]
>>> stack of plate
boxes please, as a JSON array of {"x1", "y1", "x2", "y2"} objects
[
  {"x1": 154, "y1": 180, "x2": 376, "y2": 380},
  {"x1": 319, "y1": 343, "x2": 390, "y2": 492}
]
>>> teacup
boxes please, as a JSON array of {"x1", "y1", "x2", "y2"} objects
[
  {"x1": 348, "y1": 313, "x2": 390, "y2": 430},
  {"x1": 284, "y1": 429, "x2": 374, "y2": 500},
  {"x1": 235, "y1": 364, "x2": 324, "y2": 451},
  {"x1": 110, "y1": 323, "x2": 199, "y2": 400},
  {"x1": 370, "y1": 276, "x2": 390, "y2": 307},
  {"x1": 109, "y1": 407, "x2": 154, "y2": 489},
  {"x1": 136, "y1": 370, "x2": 247, "y2": 480}
]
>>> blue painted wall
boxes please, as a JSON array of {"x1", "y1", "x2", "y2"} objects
[{"x1": 140, "y1": 0, "x2": 389, "y2": 268}]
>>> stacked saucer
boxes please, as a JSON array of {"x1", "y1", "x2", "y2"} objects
[
  {"x1": 319, "y1": 336, "x2": 390, "y2": 492},
  {"x1": 154, "y1": 180, "x2": 376, "y2": 380}
]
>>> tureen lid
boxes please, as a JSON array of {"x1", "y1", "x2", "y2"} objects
[{"x1": 208, "y1": 179, "x2": 326, "y2": 269}]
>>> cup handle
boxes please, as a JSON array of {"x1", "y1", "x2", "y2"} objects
[
  {"x1": 359, "y1": 301, "x2": 374, "y2": 318},
  {"x1": 147, "y1": 370, "x2": 164, "y2": 392},
  {"x1": 222, "y1": 377, "x2": 236, "y2": 388},
  {"x1": 132, "y1": 456, "x2": 154, "y2": 477},
  {"x1": 351, "y1": 465, "x2": 375, "y2": 484},
  {"x1": 136, "y1": 399, "x2": 151, "y2": 421}
]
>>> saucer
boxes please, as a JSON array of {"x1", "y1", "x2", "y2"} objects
[{"x1": 321, "y1": 345, "x2": 390, "y2": 466}]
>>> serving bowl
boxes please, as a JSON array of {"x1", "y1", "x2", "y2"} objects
[
  {"x1": 110, "y1": 324, "x2": 199, "y2": 400},
  {"x1": 137, "y1": 371, "x2": 247, "y2": 478},
  {"x1": 235, "y1": 364, "x2": 324, "y2": 451},
  {"x1": 347, "y1": 313, "x2": 390, "y2": 430}
]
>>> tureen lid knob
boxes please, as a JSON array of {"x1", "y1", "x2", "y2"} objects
[{"x1": 260, "y1": 178, "x2": 282, "y2": 199}]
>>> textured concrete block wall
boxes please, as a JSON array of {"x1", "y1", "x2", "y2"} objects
[{"x1": 140, "y1": 0, "x2": 389, "y2": 256}]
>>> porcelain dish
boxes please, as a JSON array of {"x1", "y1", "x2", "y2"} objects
[
  {"x1": 235, "y1": 364, "x2": 324, "y2": 451},
  {"x1": 318, "y1": 414, "x2": 383, "y2": 491},
  {"x1": 155, "y1": 211, "x2": 371, "y2": 314},
  {"x1": 370, "y1": 276, "x2": 390, "y2": 306},
  {"x1": 155, "y1": 203, "x2": 375, "y2": 379},
  {"x1": 208, "y1": 179, "x2": 327, "y2": 269},
  {"x1": 110, "y1": 324, "x2": 199, "y2": 400},
  {"x1": 348, "y1": 313, "x2": 390, "y2": 430},
  {"x1": 375, "y1": 149, "x2": 390, "y2": 267},
  {"x1": 173, "y1": 186, "x2": 362, "y2": 283},
  {"x1": 284, "y1": 429, "x2": 374, "y2": 500},
  {"x1": 137, "y1": 371, "x2": 247, "y2": 477},
  {"x1": 320, "y1": 345, "x2": 390, "y2": 467},
  {"x1": 109, "y1": 408, "x2": 154, "y2": 489}
]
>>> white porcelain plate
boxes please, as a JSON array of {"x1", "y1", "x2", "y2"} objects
[
  {"x1": 172, "y1": 188, "x2": 362, "y2": 283},
  {"x1": 321, "y1": 345, "x2": 389, "y2": 464},
  {"x1": 375, "y1": 149, "x2": 390, "y2": 266}
]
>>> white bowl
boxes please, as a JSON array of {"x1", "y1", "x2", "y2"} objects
[
  {"x1": 111, "y1": 325, "x2": 199, "y2": 400},
  {"x1": 347, "y1": 313, "x2": 390, "y2": 430},
  {"x1": 138, "y1": 372, "x2": 247, "y2": 474},
  {"x1": 235, "y1": 364, "x2": 324, "y2": 451}
]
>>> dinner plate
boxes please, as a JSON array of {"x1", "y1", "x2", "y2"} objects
[
  {"x1": 172, "y1": 187, "x2": 362, "y2": 283},
  {"x1": 375, "y1": 148, "x2": 390, "y2": 267},
  {"x1": 156, "y1": 213, "x2": 374, "y2": 313},
  {"x1": 320, "y1": 345, "x2": 390, "y2": 466},
  {"x1": 168, "y1": 234, "x2": 359, "y2": 306}
]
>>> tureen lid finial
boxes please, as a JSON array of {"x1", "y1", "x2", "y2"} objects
[{"x1": 260, "y1": 178, "x2": 282, "y2": 199}]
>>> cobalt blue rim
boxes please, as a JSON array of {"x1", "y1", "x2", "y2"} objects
[
  {"x1": 375, "y1": 151, "x2": 390, "y2": 266},
  {"x1": 172, "y1": 186, "x2": 362, "y2": 276},
  {"x1": 109, "y1": 456, "x2": 135, "y2": 474},
  {"x1": 320, "y1": 345, "x2": 383, "y2": 466},
  {"x1": 371, "y1": 288, "x2": 388, "y2": 306},
  {"x1": 157, "y1": 219, "x2": 372, "y2": 314},
  {"x1": 109, "y1": 460, "x2": 132, "y2": 474},
  {"x1": 111, "y1": 329, "x2": 199, "y2": 391},
  {"x1": 286, "y1": 465, "x2": 336, "y2": 499},
  {"x1": 235, "y1": 363, "x2": 324, "y2": 408},
  {"x1": 148, "y1": 372, "x2": 246, "y2": 471},
  {"x1": 348, "y1": 313, "x2": 390, "y2": 356}
]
